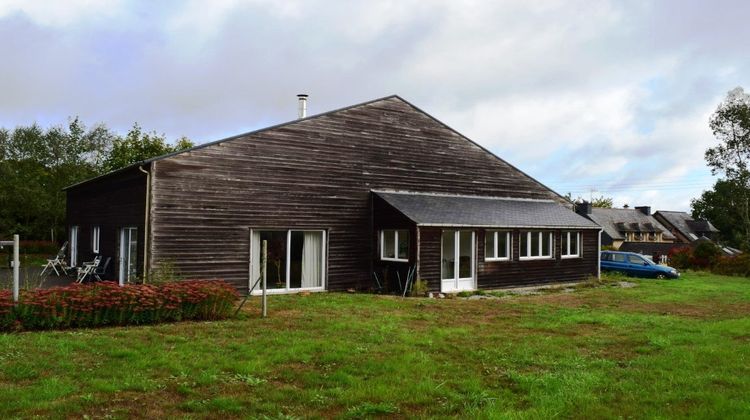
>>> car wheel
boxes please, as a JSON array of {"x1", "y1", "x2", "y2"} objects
[{"x1": 656, "y1": 274, "x2": 666, "y2": 279}]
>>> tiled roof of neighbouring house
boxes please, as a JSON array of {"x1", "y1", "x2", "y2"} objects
[
  {"x1": 375, "y1": 191, "x2": 600, "y2": 229},
  {"x1": 586, "y1": 208, "x2": 676, "y2": 241},
  {"x1": 655, "y1": 211, "x2": 719, "y2": 241}
]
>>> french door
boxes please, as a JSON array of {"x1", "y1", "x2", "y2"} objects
[
  {"x1": 441, "y1": 230, "x2": 476, "y2": 292},
  {"x1": 119, "y1": 227, "x2": 138, "y2": 285}
]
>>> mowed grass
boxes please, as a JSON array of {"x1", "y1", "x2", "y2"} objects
[{"x1": 1, "y1": 273, "x2": 749, "y2": 418}]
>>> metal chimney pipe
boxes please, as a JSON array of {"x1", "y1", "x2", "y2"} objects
[{"x1": 297, "y1": 94, "x2": 308, "y2": 119}]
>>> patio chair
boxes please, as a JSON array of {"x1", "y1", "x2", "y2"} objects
[
  {"x1": 40, "y1": 241, "x2": 70, "y2": 277},
  {"x1": 92, "y1": 257, "x2": 112, "y2": 281},
  {"x1": 76, "y1": 255, "x2": 102, "y2": 283}
]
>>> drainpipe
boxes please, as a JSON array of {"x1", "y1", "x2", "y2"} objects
[
  {"x1": 597, "y1": 229, "x2": 602, "y2": 279},
  {"x1": 138, "y1": 165, "x2": 151, "y2": 283}
]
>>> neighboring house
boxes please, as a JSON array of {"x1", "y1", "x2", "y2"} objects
[
  {"x1": 65, "y1": 95, "x2": 601, "y2": 294},
  {"x1": 653, "y1": 211, "x2": 719, "y2": 243},
  {"x1": 653, "y1": 210, "x2": 741, "y2": 256},
  {"x1": 575, "y1": 203, "x2": 676, "y2": 254}
]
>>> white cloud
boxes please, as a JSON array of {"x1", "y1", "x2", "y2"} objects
[
  {"x1": 0, "y1": 0, "x2": 125, "y2": 26},
  {"x1": 0, "y1": 0, "x2": 747, "y2": 211}
]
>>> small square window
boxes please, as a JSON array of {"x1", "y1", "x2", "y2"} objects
[{"x1": 381, "y1": 229, "x2": 409, "y2": 262}]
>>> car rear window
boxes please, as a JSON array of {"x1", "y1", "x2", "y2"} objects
[{"x1": 612, "y1": 254, "x2": 626, "y2": 263}]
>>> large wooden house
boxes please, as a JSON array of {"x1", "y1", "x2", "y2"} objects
[{"x1": 65, "y1": 95, "x2": 601, "y2": 294}]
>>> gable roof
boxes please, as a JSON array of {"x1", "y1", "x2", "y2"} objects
[
  {"x1": 654, "y1": 210, "x2": 719, "y2": 241},
  {"x1": 64, "y1": 95, "x2": 566, "y2": 202},
  {"x1": 375, "y1": 191, "x2": 599, "y2": 229},
  {"x1": 586, "y1": 208, "x2": 675, "y2": 241}
]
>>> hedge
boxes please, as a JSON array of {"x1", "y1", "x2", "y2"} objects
[{"x1": 0, "y1": 280, "x2": 238, "y2": 331}]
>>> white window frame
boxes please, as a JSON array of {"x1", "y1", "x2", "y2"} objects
[
  {"x1": 92, "y1": 226, "x2": 101, "y2": 254},
  {"x1": 561, "y1": 231, "x2": 581, "y2": 259},
  {"x1": 485, "y1": 230, "x2": 511, "y2": 261},
  {"x1": 250, "y1": 229, "x2": 327, "y2": 295},
  {"x1": 70, "y1": 226, "x2": 78, "y2": 267},
  {"x1": 380, "y1": 229, "x2": 409, "y2": 262},
  {"x1": 519, "y1": 231, "x2": 554, "y2": 260}
]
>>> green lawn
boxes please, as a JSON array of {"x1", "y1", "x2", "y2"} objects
[{"x1": 1, "y1": 272, "x2": 749, "y2": 418}]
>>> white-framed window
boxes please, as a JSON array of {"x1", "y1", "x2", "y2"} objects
[
  {"x1": 561, "y1": 231, "x2": 581, "y2": 258},
  {"x1": 485, "y1": 230, "x2": 511, "y2": 261},
  {"x1": 380, "y1": 229, "x2": 409, "y2": 262},
  {"x1": 519, "y1": 231, "x2": 553, "y2": 260},
  {"x1": 70, "y1": 225, "x2": 78, "y2": 267},
  {"x1": 250, "y1": 229, "x2": 326, "y2": 293},
  {"x1": 92, "y1": 226, "x2": 101, "y2": 254}
]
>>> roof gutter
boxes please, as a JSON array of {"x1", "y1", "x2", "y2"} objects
[{"x1": 138, "y1": 164, "x2": 151, "y2": 283}]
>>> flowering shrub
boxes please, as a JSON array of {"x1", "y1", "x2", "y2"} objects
[
  {"x1": 668, "y1": 247, "x2": 692, "y2": 269},
  {"x1": 0, "y1": 280, "x2": 238, "y2": 331},
  {"x1": 0, "y1": 290, "x2": 15, "y2": 330},
  {"x1": 712, "y1": 254, "x2": 750, "y2": 277}
]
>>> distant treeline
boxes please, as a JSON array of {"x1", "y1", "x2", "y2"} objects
[{"x1": 0, "y1": 118, "x2": 193, "y2": 241}]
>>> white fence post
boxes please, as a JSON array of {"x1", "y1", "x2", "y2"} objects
[
  {"x1": 261, "y1": 239, "x2": 267, "y2": 318},
  {"x1": 12, "y1": 234, "x2": 19, "y2": 303}
]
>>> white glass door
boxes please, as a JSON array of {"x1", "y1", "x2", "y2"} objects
[
  {"x1": 441, "y1": 230, "x2": 475, "y2": 292},
  {"x1": 119, "y1": 227, "x2": 138, "y2": 285}
]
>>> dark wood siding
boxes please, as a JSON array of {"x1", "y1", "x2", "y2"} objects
[
  {"x1": 372, "y1": 195, "x2": 417, "y2": 293},
  {"x1": 148, "y1": 97, "x2": 566, "y2": 292},
  {"x1": 65, "y1": 167, "x2": 147, "y2": 280},
  {"x1": 419, "y1": 228, "x2": 599, "y2": 291}
]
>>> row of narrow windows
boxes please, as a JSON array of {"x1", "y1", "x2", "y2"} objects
[{"x1": 380, "y1": 230, "x2": 582, "y2": 262}]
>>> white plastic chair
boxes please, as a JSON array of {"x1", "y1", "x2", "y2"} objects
[
  {"x1": 40, "y1": 242, "x2": 70, "y2": 277},
  {"x1": 76, "y1": 256, "x2": 102, "y2": 283}
]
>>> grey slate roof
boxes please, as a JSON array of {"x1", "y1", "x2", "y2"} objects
[
  {"x1": 586, "y1": 208, "x2": 676, "y2": 241},
  {"x1": 374, "y1": 191, "x2": 600, "y2": 229},
  {"x1": 655, "y1": 211, "x2": 719, "y2": 241}
]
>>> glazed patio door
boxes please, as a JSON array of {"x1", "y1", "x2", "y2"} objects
[
  {"x1": 441, "y1": 230, "x2": 475, "y2": 292},
  {"x1": 118, "y1": 227, "x2": 138, "y2": 286}
]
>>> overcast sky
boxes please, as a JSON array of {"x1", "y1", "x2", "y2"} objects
[{"x1": 1, "y1": 0, "x2": 748, "y2": 211}]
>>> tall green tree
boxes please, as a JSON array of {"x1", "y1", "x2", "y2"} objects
[
  {"x1": 691, "y1": 179, "x2": 745, "y2": 248},
  {"x1": 703, "y1": 87, "x2": 750, "y2": 249},
  {"x1": 0, "y1": 118, "x2": 192, "y2": 241},
  {"x1": 0, "y1": 118, "x2": 116, "y2": 240},
  {"x1": 102, "y1": 124, "x2": 193, "y2": 173}
]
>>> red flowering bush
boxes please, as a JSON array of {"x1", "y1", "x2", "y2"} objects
[
  {"x1": 0, "y1": 290, "x2": 15, "y2": 330},
  {"x1": 712, "y1": 254, "x2": 750, "y2": 277},
  {"x1": 0, "y1": 280, "x2": 238, "y2": 331},
  {"x1": 668, "y1": 247, "x2": 692, "y2": 269}
]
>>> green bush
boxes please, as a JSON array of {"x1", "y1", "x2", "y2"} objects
[
  {"x1": 410, "y1": 278, "x2": 428, "y2": 297},
  {"x1": 691, "y1": 242, "x2": 722, "y2": 268},
  {"x1": 19, "y1": 240, "x2": 59, "y2": 255}
]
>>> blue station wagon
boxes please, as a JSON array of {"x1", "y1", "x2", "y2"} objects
[{"x1": 600, "y1": 251, "x2": 680, "y2": 279}]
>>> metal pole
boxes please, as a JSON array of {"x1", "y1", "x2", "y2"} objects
[
  {"x1": 13, "y1": 234, "x2": 19, "y2": 303},
  {"x1": 261, "y1": 239, "x2": 267, "y2": 318}
]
